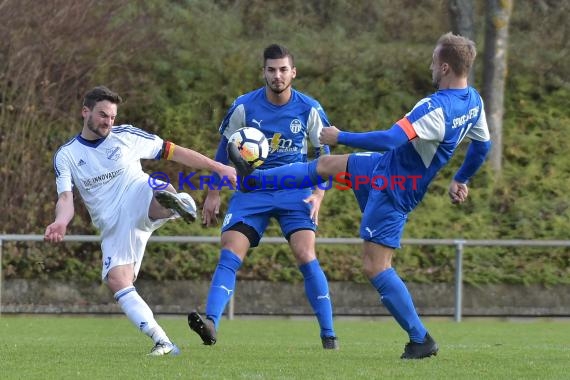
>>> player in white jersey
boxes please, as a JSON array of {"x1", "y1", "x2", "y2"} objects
[
  {"x1": 44, "y1": 86, "x2": 236, "y2": 356},
  {"x1": 187, "y1": 44, "x2": 338, "y2": 350},
  {"x1": 229, "y1": 33, "x2": 491, "y2": 359}
]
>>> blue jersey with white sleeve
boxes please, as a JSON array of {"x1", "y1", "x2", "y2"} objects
[
  {"x1": 217, "y1": 87, "x2": 332, "y2": 244},
  {"x1": 338, "y1": 86, "x2": 490, "y2": 247},
  {"x1": 383, "y1": 87, "x2": 490, "y2": 212}
]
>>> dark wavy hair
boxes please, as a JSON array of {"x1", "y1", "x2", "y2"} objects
[{"x1": 83, "y1": 86, "x2": 122, "y2": 110}]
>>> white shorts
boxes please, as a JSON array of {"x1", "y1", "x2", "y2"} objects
[{"x1": 100, "y1": 179, "x2": 169, "y2": 280}]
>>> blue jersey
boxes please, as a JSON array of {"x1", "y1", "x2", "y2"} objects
[
  {"x1": 218, "y1": 87, "x2": 331, "y2": 242},
  {"x1": 219, "y1": 87, "x2": 330, "y2": 169},
  {"x1": 383, "y1": 87, "x2": 490, "y2": 212}
]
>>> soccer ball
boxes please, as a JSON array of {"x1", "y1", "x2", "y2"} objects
[{"x1": 228, "y1": 127, "x2": 269, "y2": 168}]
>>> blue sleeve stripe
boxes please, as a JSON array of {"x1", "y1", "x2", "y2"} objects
[
  {"x1": 53, "y1": 152, "x2": 60, "y2": 177},
  {"x1": 53, "y1": 137, "x2": 76, "y2": 177},
  {"x1": 113, "y1": 126, "x2": 155, "y2": 139},
  {"x1": 113, "y1": 124, "x2": 155, "y2": 138},
  {"x1": 112, "y1": 125, "x2": 156, "y2": 140}
]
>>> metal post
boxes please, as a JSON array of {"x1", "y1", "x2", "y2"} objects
[{"x1": 454, "y1": 240, "x2": 464, "y2": 322}]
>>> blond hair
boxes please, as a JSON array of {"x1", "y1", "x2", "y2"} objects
[{"x1": 436, "y1": 32, "x2": 477, "y2": 77}]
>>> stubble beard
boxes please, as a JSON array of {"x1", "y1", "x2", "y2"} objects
[
  {"x1": 432, "y1": 75, "x2": 442, "y2": 90},
  {"x1": 87, "y1": 115, "x2": 110, "y2": 138},
  {"x1": 266, "y1": 78, "x2": 290, "y2": 95}
]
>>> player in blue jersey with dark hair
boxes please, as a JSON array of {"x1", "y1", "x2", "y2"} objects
[
  {"x1": 229, "y1": 33, "x2": 491, "y2": 359},
  {"x1": 188, "y1": 44, "x2": 338, "y2": 349}
]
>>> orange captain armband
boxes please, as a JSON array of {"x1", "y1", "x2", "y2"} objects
[
  {"x1": 162, "y1": 141, "x2": 176, "y2": 160},
  {"x1": 396, "y1": 117, "x2": 418, "y2": 140}
]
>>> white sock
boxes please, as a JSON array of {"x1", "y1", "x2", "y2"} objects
[{"x1": 114, "y1": 286, "x2": 171, "y2": 344}]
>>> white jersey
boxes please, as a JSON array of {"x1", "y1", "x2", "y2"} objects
[{"x1": 53, "y1": 125, "x2": 163, "y2": 232}]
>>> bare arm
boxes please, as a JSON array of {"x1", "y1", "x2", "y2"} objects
[
  {"x1": 171, "y1": 145, "x2": 236, "y2": 186},
  {"x1": 44, "y1": 191, "x2": 75, "y2": 243}
]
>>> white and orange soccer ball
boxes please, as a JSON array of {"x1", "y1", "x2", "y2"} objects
[{"x1": 228, "y1": 127, "x2": 269, "y2": 168}]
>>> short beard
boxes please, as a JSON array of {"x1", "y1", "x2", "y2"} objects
[
  {"x1": 87, "y1": 115, "x2": 108, "y2": 138},
  {"x1": 265, "y1": 78, "x2": 289, "y2": 95}
]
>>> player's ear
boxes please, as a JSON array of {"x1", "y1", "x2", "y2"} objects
[
  {"x1": 291, "y1": 66, "x2": 297, "y2": 79},
  {"x1": 81, "y1": 106, "x2": 90, "y2": 118}
]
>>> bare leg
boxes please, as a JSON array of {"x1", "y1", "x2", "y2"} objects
[
  {"x1": 148, "y1": 184, "x2": 177, "y2": 220},
  {"x1": 316, "y1": 154, "x2": 350, "y2": 179}
]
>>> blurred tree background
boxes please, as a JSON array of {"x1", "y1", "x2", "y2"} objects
[{"x1": 1, "y1": 0, "x2": 568, "y2": 285}]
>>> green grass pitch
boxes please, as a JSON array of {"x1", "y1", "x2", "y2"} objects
[{"x1": 1, "y1": 315, "x2": 569, "y2": 379}]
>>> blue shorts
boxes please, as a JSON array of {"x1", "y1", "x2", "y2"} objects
[
  {"x1": 222, "y1": 188, "x2": 316, "y2": 247},
  {"x1": 347, "y1": 152, "x2": 408, "y2": 249}
]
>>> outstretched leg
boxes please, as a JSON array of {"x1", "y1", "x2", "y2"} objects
[
  {"x1": 228, "y1": 141, "x2": 349, "y2": 191},
  {"x1": 152, "y1": 187, "x2": 197, "y2": 224}
]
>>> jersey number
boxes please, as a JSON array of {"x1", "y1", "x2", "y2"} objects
[{"x1": 456, "y1": 123, "x2": 472, "y2": 146}]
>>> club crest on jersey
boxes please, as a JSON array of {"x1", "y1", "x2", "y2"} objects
[
  {"x1": 290, "y1": 119, "x2": 302, "y2": 133},
  {"x1": 106, "y1": 146, "x2": 122, "y2": 161}
]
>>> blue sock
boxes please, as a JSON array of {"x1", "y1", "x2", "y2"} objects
[
  {"x1": 370, "y1": 268, "x2": 427, "y2": 343},
  {"x1": 205, "y1": 249, "x2": 242, "y2": 329},
  {"x1": 299, "y1": 259, "x2": 336, "y2": 338},
  {"x1": 252, "y1": 160, "x2": 329, "y2": 189}
]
